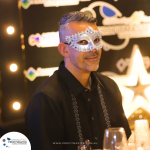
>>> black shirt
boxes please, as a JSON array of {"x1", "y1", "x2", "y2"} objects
[{"x1": 24, "y1": 61, "x2": 131, "y2": 150}]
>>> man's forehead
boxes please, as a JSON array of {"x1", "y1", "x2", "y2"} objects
[{"x1": 67, "y1": 21, "x2": 98, "y2": 35}]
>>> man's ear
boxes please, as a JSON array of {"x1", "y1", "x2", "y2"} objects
[{"x1": 58, "y1": 42, "x2": 70, "y2": 58}]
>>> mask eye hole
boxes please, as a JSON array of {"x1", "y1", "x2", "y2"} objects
[
  {"x1": 76, "y1": 40, "x2": 88, "y2": 45},
  {"x1": 94, "y1": 37, "x2": 100, "y2": 43}
]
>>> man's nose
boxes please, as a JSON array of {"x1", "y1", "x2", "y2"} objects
[
  {"x1": 89, "y1": 41, "x2": 96, "y2": 51},
  {"x1": 91, "y1": 48, "x2": 97, "y2": 53}
]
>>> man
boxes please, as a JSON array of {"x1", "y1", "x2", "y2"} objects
[{"x1": 24, "y1": 11, "x2": 131, "y2": 150}]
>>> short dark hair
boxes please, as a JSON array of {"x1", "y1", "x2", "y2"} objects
[{"x1": 58, "y1": 11, "x2": 97, "y2": 42}]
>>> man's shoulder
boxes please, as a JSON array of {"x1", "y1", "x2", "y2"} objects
[
  {"x1": 94, "y1": 72, "x2": 117, "y2": 86},
  {"x1": 28, "y1": 70, "x2": 66, "y2": 107},
  {"x1": 94, "y1": 72, "x2": 121, "y2": 100},
  {"x1": 34, "y1": 70, "x2": 63, "y2": 95},
  {"x1": 24, "y1": 71, "x2": 65, "y2": 117}
]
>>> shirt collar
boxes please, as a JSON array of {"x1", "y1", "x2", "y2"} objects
[{"x1": 58, "y1": 61, "x2": 104, "y2": 97}]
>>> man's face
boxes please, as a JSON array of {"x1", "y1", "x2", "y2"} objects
[{"x1": 65, "y1": 21, "x2": 102, "y2": 72}]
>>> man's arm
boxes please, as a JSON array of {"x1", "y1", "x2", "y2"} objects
[
  {"x1": 115, "y1": 82, "x2": 132, "y2": 140},
  {"x1": 98, "y1": 73, "x2": 132, "y2": 139},
  {"x1": 118, "y1": 100, "x2": 131, "y2": 139},
  {"x1": 24, "y1": 92, "x2": 64, "y2": 150}
]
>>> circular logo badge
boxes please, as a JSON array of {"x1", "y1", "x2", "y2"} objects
[{"x1": 0, "y1": 132, "x2": 31, "y2": 150}]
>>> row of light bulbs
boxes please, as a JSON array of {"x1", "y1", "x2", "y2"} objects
[
  {"x1": 10, "y1": 64, "x2": 20, "y2": 110},
  {"x1": 7, "y1": 26, "x2": 20, "y2": 110},
  {"x1": 7, "y1": 25, "x2": 17, "y2": 72},
  {"x1": 7, "y1": 26, "x2": 17, "y2": 72}
]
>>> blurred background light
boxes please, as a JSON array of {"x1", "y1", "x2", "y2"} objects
[
  {"x1": 135, "y1": 96, "x2": 144, "y2": 106},
  {"x1": 133, "y1": 49, "x2": 143, "y2": 63},
  {"x1": 7, "y1": 26, "x2": 15, "y2": 35},
  {"x1": 144, "y1": 86, "x2": 150, "y2": 99},
  {"x1": 13, "y1": 102, "x2": 21, "y2": 110},
  {"x1": 139, "y1": 115, "x2": 143, "y2": 118},
  {"x1": 10, "y1": 64, "x2": 18, "y2": 72},
  {"x1": 127, "y1": 76, "x2": 137, "y2": 86},
  {"x1": 21, "y1": 44, "x2": 25, "y2": 50},
  {"x1": 20, "y1": 34, "x2": 24, "y2": 38}
]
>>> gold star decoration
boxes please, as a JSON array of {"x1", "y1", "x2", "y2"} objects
[
  {"x1": 126, "y1": 77, "x2": 150, "y2": 102},
  {"x1": 102, "y1": 44, "x2": 150, "y2": 118}
]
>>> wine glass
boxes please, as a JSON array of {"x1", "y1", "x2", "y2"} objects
[{"x1": 103, "y1": 127, "x2": 128, "y2": 150}]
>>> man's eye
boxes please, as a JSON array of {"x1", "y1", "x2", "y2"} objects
[
  {"x1": 77, "y1": 40, "x2": 88, "y2": 45},
  {"x1": 94, "y1": 38, "x2": 100, "y2": 43}
]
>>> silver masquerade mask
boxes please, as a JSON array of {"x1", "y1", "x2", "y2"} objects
[{"x1": 65, "y1": 26, "x2": 102, "y2": 52}]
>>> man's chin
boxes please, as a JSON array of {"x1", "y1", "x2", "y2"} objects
[{"x1": 86, "y1": 65, "x2": 99, "y2": 72}]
